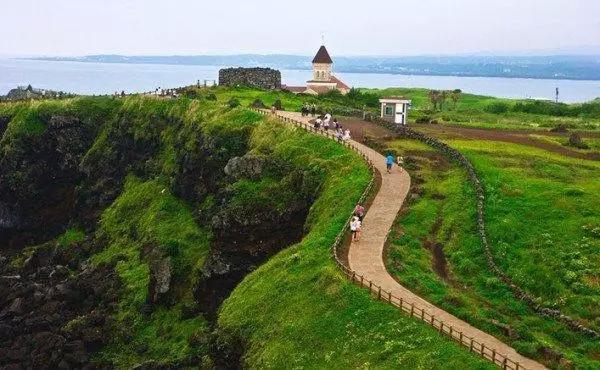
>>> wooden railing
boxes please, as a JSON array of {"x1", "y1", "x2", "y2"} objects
[{"x1": 251, "y1": 108, "x2": 527, "y2": 370}]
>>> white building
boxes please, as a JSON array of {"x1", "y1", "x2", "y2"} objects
[{"x1": 379, "y1": 97, "x2": 411, "y2": 125}]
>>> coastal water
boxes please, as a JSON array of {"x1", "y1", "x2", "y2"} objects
[{"x1": 1, "y1": 58, "x2": 599, "y2": 103}]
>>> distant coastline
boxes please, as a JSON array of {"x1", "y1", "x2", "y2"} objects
[{"x1": 24, "y1": 54, "x2": 600, "y2": 81}]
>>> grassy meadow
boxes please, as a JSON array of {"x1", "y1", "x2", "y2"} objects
[
  {"x1": 178, "y1": 85, "x2": 600, "y2": 132},
  {"x1": 384, "y1": 137, "x2": 599, "y2": 368}
]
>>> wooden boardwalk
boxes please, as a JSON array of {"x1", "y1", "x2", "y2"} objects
[{"x1": 271, "y1": 110, "x2": 546, "y2": 370}]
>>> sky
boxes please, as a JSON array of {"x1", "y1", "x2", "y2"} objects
[{"x1": 2, "y1": 0, "x2": 600, "y2": 57}]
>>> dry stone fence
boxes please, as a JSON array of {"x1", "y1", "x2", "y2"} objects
[
  {"x1": 365, "y1": 116, "x2": 599, "y2": 338},
  {"x1": 218, "y1": 67, "x2": 281, "y2": 90}
]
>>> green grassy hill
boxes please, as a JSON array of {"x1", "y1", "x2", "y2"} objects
[
  {"x1": 0, "y1": 92, "x2": 494, "y2": 368},
  {"x1": 384, "y1": 137, "x2": 599, "y2": 368}
]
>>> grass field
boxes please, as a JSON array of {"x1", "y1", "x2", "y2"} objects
[
  {"x1": 173, "y1": 85, "x2": 600, "y2": 132},
  {"x1": 384, "y1": 138, "x2": 599, "y2": 368}
]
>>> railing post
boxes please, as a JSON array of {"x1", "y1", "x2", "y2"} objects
[
  {"x1": 399, "y1": 297, "x2": 403, "y2": 308},
  {"x1": 420, "y1": 309, "x2": 424, "y2": 320},
  {"x1": 351, "y1": 271, "x2": 356, "y2": 282},
  {"x1": 388, "y1": 292, "x2": 392, "y2": 302},
  {"x1": 469, "y1": 338, "x2": 474, "y2": 352},
  {"x1": 502, "y1": 358, "x2": 507, "y2": 370},
  {"x1": 439, "y1": 322, "x2": 444, "y2": 333},
  {"x1": 378, "y1": 287, "x2": 381, "y2": 300},
  {"x1": 430, "y1": 315, "x2": 435, "y2": 326},
  {"x1": 410, "y1": 303, "x2": 414, "y2": 317},
  {"x1": 459, "y1": 332, "x2": 463, "y2": 344},
  {"x1": 492, "y1": 350, "x2": 496, "y2": 364},
  {"x1": 481, "y1": 343, "x2": 485, "y2": 357},
  {"x1": 450, "y1": 326, "x2": 453, "y2": 338}
]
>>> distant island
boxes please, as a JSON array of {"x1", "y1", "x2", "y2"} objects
[{"x1": 26, "y1": 54, "x2": 600, "y2": 81}]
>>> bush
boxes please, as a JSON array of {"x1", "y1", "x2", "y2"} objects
[
  {"x1": 567, "y1": 133, "x2": 589, "y2": 149},
  {"x1": 250, "y1": 98, "x2": 266, "y2": 109},
  {"x1": 484, "y1": 102, "x2": 510, "y2": 114},
  {"x1": 228, "y1": 98, "x2": 240, "y2": 108},
  {"x1": 549, "y1": 123, "x2": 570, "y2": 133},
  {"x1": 512, "y1": 100, "x2": 571, "y2": 116},
  {"x1": 206, "y1": 93, "x2": 217, "y2": 101},
  {"x1": 272, "y1": 99, "x2": 283, "y2": 111}
]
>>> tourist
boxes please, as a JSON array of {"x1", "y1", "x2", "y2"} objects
[
  {"x1": 301, "y1": 103, "x2": 309, "y2": 117},
  {"x1": 333, "y1": 118, "x2": 339, "y2": 130},
  {"x1": 350, "y1": 216, "x2": 362, "y2": 242},
  {"x1": 324, "y1": 112, "x2": 331, "y2": 127},
  {"x1": 354, "y1": 204, "x2": 365, "y2": 221},
  {"x1": 314, "y1": 117, "x2": 322, "y2": 130},
  {"x1": 386, "y1": 153, "x2": 395, "y2": 174},
  {"x1": 343, "y1": 129, "x2": 351, "y2": 141},
  {"x1": 310, "y1": 104, "x2": 316, "y2": 117},
  {"x1": 323, "y1": 118, "x2": 330, "y2": 131},
  {"x1": 271, "y1": 105, "x2": 277, "y2": 114},
  {"x1": 336, "y1": 128, "x2": 344, "y2": 141},
  {"x1": 396, "y1": 155, "x2": 404, "y2": 172}
]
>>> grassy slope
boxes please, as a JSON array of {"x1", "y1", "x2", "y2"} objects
[
  {"x1": 385, "y1": 138, "x2": 599, "y2": 368},
  {"x1": 91, "y1": 176, "x2": 212, "y2": 367},
  {"x1": 180, "y1": 85, "x2": 600, "y2": 131},
  {"x1": 218, "y1": 116, "x2": 494, "y2": 369}
]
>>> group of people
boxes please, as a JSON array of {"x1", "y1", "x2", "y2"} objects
[
  {"x1": 301, "y1": 103, "x2": 318, "y2": 117},
  {"x1": 313, "y1": 112, "x2": 351, "y2": 141}
]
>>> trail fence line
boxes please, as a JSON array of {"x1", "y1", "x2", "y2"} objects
[{"x1": 251, "y1": 108, "x2": 529, "y2": 370}]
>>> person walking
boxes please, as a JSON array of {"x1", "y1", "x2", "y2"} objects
[
  {"x1": 343, "y1": 129, "x2": 351, "y2": 141},
  {"x1": 386, "y1": 153, "x2": 395, "y2": 174},
  {"x1": 310, "y1": 104, "x2": 316, "y2": 117},
  {"x1": 350, "y1": 216, "x2": 362, "y2": 242},
  {"x1": 354, "y1": 204, "x2": 365, "y2": 221},
  {"x1": 396, "y1": 155, "x2": 404, "y2": 172}
]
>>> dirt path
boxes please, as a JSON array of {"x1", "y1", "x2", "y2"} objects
[
  {"x1": 413, "y1": 124, "x2": 599, "y2": 161},
  {"x1": 273, "y1": 110, "x2": 546, "y2": 370}
]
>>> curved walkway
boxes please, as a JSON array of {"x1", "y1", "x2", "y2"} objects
[{"x1": 273, "y1": 110, "x2": 545, "y2": 370}]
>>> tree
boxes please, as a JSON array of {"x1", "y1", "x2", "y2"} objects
[
  {"x1": 428, "y1": 90, "x2": 440, "y2": 110},
  {"x1": 451, "y1": 89, "x2": 462, "y2": 109},
  {"x1": 439, "y1": 90, "x2": 449, "y2": 111}
]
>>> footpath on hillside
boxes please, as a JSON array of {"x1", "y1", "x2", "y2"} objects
[{"x1": 272, "y1": 110, "x2": 546, "y2": 370}]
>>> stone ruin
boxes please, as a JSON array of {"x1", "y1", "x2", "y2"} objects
[{"x1": 218, "y1": 67, "x2": 281, "y2": 90}]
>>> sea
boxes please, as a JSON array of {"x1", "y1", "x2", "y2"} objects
[{"x1": 1, "y1": 58, "x2": 599, "y2": 103}]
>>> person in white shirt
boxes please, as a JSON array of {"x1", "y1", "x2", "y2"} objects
[
  {"x1": 343, "y1": 129, "x2": 351, "y2": 141},
  {"x1": 350, "y1": 216, "x2": 362, "y2": 242}
]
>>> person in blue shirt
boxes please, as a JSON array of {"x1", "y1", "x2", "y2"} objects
[{"x1": 385, "y1": 154, "x2": 395, "y2": 174}]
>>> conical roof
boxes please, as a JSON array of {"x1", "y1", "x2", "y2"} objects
[{"x1": 312, "y1": 45, "x2": 333, "y2": 64}]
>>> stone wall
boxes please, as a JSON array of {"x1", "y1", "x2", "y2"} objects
[
  {"x1": 218, "y1": 68, "x2": 281, "y2": 90},
  {"x1": 361, "y1": 113, "x2": 598, "y2": 338}
]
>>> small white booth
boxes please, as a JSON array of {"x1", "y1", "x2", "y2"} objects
[{"x1": 379, "y1": 97, "x2": 411, "y2": 125}]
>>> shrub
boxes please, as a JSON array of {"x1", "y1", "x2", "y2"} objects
[
  {"x1": 416, "y1": 116, "x2": 433, "y2": 124},
  {"x1": 484, "y1": 102, "x2": 510, "y2": 114},
  {"x1": 228, "y1": 98, "x2": 240, "y2": 108},
  {"x1": 567, "y1": 133, "x2": 589, "y2": 149},
  {"x1": 206, "y1": 93, "x2": 217, "y2": 101},
  {"x1": 250, "y1": 98, "x2": 266, "y2": 109},
  {"x1": 272, "y1": 99, "x2": 283, "y2": 111},
  {"x1": 549, "y1": 123, "x2": 570, "y2": 133}
]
